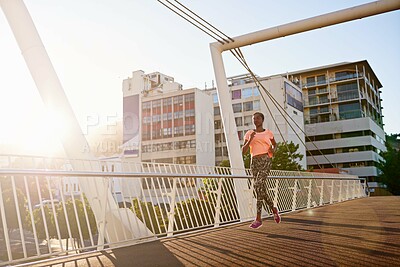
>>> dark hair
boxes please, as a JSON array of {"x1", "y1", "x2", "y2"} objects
[{"x1": 253, "y1": 112, "x2": 264, "y2": 121}]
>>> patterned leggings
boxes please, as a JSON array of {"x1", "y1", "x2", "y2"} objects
[{"x1": 251, "y1": 154, "x2": 274, "y2": 214}]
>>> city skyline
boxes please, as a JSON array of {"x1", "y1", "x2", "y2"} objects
[{"x1": 0, "y1": 0, "x2": 399, "y2": 156}]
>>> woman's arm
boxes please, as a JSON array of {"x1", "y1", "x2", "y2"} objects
[
  {"x1": 269, "y1": 136, "x2": 277, "y2": 155},
  {"x1": 242, "y1": 131, "x2": 255, "y2": 154}
]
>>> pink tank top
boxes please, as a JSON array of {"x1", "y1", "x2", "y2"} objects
[{"x1": 244, "y1": 129, "x2": 274, "y2": 158}]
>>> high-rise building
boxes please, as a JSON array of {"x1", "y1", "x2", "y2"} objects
[
  {"x1": 286, "y1": 60, "x2": 386, "y2": 182},
  {"x1": 208, "y1": 74, "x2": 306, "y2": 168},
  {"x1": 122, "y1": 70, "x2": 215, "y2": 166}
]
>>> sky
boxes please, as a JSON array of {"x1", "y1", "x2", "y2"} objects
[{"x1": 0, "y1": 0, "x2": 399, "y2": 156}]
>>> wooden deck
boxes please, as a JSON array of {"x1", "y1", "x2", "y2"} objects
[{"x1": 26, "y1": 196, "x2": 400, "y2": 267}]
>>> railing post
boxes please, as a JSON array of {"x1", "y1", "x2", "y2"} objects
[
  {"x1": 292, "y1": 179, "x2": 298, "y2": 211},
  {"x1": 213, "y1": 178, "x2": 224, "y2": 227},
  {"x1": 346, "y1": 180, "x2": 350, "y2": 200},
  {"x1": 329, "y1": 180, "x2": 334, "y2": 204},
  {"x1": 0, "y1": 181, "x2": 12, "y2": 261},
  {"x1": 97, "y1": 177, "x2": 110, "y2": 250},
  {"x1": 319, "y1": 180, "x2": 324, "y2": 206},
  {"x1": 11, "y1": 176, "x2": 27, "y2": 258},
  {"x1": 351, "y1": 180, "x2": 355, "y2": 199},
  {"x1": 306, "y1": 179, "x2": 312, "y2": 208},
  {"x1": 273, "y1": 179, "x2": 279, "y2": 206},
  {"x1": 166, "y1": 178, "x2": 178, "y2": 237}
]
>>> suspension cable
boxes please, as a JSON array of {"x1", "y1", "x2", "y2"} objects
[
  {"x1": 172, "y1": 0, "x2": 234, "y2": 43},
  {"x1": 157, "y1": 0, "x2": 336, "y2": 169},
  {"x1": 231, "y1": 49, "x2": 304, "y2": 171},
  {"x1": 157, "y1": 0, "x2": 230, "y2": 44},
  {"x1": 230, "y1": 48, "x2": 335, "y2": 169}
]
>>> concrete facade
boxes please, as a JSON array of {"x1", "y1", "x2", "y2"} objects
[
  {"x1": 287, "y1": 60, "x2": 386, "y2": 181},
  {"x1": 209, "y1": 74, "x2": 306, "y2": 169},
  {"x1": 122, "y1": 70, "x2": 215, "y2": 166}
]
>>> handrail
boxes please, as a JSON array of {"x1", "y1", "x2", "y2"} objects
[{"x1": 0, "y1": 169, "x2": 362, "y2": 180}]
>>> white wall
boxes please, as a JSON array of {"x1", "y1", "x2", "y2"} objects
[{"x1": 195, "y1": 89, "x2": 215, "y2": 166}]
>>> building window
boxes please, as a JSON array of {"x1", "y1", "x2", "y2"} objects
[
  {"x1": 162, "y1": 113, "x2": 172, "y2": 121},
  {"x1": 215, "y1": 147, "x2": 222, "y2": 157},
  {"x1": 174, "y1": 126, "x2": 184, "y2": 137},
  {"x1": 339, "y1": 102, "x2": 361, "y2": 120},
  {"x1": 320, "y1": 106, "x2": 329, "y2": 113},
  {"x1": 244, "y1": 115, "x2": 252, "y2": 126},
  {"x1": 235, "y1": 117, "x2": 243, "y2": 127},
  {"x1": 214, "y1": 107, "x2": 220, "y2": 115},
  {"x1": 162, "y1": 128, "x2": 172, "y2": 138},
  {"x1": 185, "y1": 109, "x2": 195, "y2": 117},
  {"x1": 214, "y1": 120, "x2": 221, "y2": 129},
  {"x1": 243, "y1": 101, "x2": 253, "y2": 112},
  {"x1": 242, "y1": 87, "x2": 253, "y2": 98},
  {"x1": 163, "y1": 97, "x2": 172, "y2": 106},
  {"x1": 310, "y1": 108, "x2": 318, "y2": 115},
  {"x1": 306, "y1": 77, "x2": 315, "y2": 86},
  {"x1": 308, "y1": 89, "x2": 316, "y2": 95},
  {"x1": 335, "y1": 71, "x2": 355, "y2": 81},
  {"x1": 337, "y1": 82, "x2": 359, "y2": 101},
  {"x1": 233, "y1": 103, "x2": 242, "y2": 113},
  {"x1": 253, "y1": 100, "x2": 260, "y2": 110},
  {"x1": 152, "y1": 99, "x2": 161, "y2": 108},
  {"x1": 309, "y1": 96, "x2": 317, "y2": 105},
  {"x1": 238, "y1": 131, "x2": 244, "y2": 140},
  {"x1": 173, "y1": 95, "x2": 183, "y2": 105},
  {"x1": 185, "y1": 124, "x2": 195, "y2": 135},
  {"x1": 142, "y1": 101, "x2": 151, "y2": 110},
  {"x1": 319, "y1": 95, "x2": 328, "y2": 104},
  {"x1": 174, "y1": 111, "x2": 184, "y2": 119},
  {"x1": 317, "y1": 75, "x2": 326, "y2": 85},
  {"x1": 213, "y1": 93, "x2": 218, "y2": 104},
  {"x1": 253, "y1": 87, "x2": 260, "y2": 96},
  {"x1": 232, "y1": 90, "x2": 241, "y2": 100},
  {"x1": 215, "y1": 134, "x2": 222, "y2": 143}
]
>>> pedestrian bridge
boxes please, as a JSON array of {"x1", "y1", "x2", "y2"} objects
[
  {"x1": 29, "y1": 196, "x2": 400, "y2": 267},
  {"x1": 1, "y1": 154, "x2": 396, "y2": 267}
]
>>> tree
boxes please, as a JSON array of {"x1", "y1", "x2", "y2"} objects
[
  {"x1": 130, "y1": 199, "x2": 167, "y2": 235},
  {"x1": 271, "y1": 141, "x2": 304, "y2": 171},
  {"x1": 55, "y1": 197, "x2": 97, "y2": 249},
  {"x1": 0, "y1": 178, "x2": 29, "y2": 233},
  {"x1": 378, "y1": 136, "x2": 400, "y2": 195},
  {"x1": 218, "y1": 142, "x2": 304, "y2": 171}
]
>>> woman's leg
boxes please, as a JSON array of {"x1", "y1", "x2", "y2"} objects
[{"x1": 252, "y1": 156, "x2": 274, "y2": 216}]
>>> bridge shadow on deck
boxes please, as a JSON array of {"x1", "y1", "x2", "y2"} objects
[{"x1": 27, "y1": 196, "x2": 400, "y2": 267}]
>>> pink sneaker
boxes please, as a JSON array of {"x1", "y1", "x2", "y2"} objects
[
  {"x1": 249, "y1": 220, "x2": 262, "y2": 229},
  {"x1": 272, "y1": 207, "x2": 281, "y2": 224}
]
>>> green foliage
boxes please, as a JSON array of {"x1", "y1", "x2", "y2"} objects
[
  {"x1": 199, "y1": 178, "x2": 239, "y2": 223},
  {"x1": 218, "y1": 151, "x2": 251, "y2": 169},
  {"x1": 378, "y1": 135, "x2": 400, "y2": 195},
  {"x1": 0, "y1": 178, "x2": 28, "y2": 232},
  {"x1": 174, "y1": 198, "x2": 215, "y2": 230},
  {"x1": 130, "y1": 199, "x2": 168, "y2": 235},
  {"x1": 218, "y1": 160, "x2": 231, "y2": 168},
  {"x1": 55, "y1": 198, "x2": 97, "y2": 240},
  {"x1": 271, "y1": 141, "x2": 304, "y2": 171},
  {"x1": 31, "y1": 206, "x2": 56, "y2": 240},
  {"x1": 243, "y1": 151, "x2": 251, "y2": 169},
  {"x1": 31, "y1": 196, "x2": 97, "y2": 243}
]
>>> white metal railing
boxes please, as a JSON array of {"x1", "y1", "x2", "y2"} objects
[{"x1": 0, "y1": 155, "x2": 367, "y2": 266}]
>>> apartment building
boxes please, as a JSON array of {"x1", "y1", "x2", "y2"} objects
[
  {"x1": 122, "y1": 70, "x2": 215, "y2": 166},
  {"x1": 208, "y1": 74, "x2": 307, "y2": 168},
  {"x1": 287, "y1": 60, "x2": 386, "y2": 182}
]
